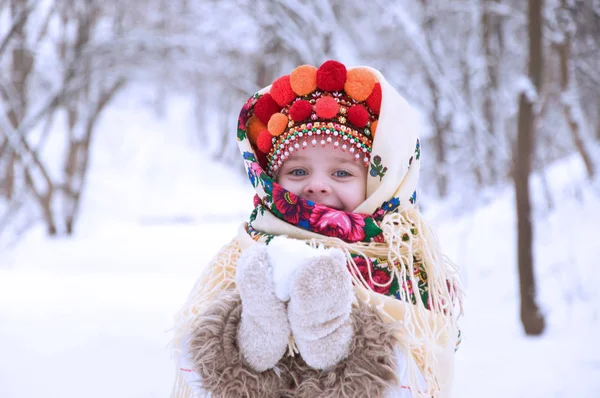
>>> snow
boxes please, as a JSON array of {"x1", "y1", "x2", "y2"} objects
[
  {"x1": 433, "y1": 155, "x2": 600, "y2": 397},
  {"x1": 1, "y1": 92, "x2": 599, "y2": 397},
  {"x1": 515, "y1": 75, "x2": 539, "y2": 102},
  {"x1": 268, "y1": 236, "x2": 334, "y2": 302}
]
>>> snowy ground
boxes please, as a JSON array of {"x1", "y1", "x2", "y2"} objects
[{"x1": 1, "y1": 92, "x2": 599, "y2": 397}]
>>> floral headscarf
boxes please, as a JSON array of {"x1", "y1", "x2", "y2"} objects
[{"x1": 237, "y1": 65, "x2": 422, "y2": 246}]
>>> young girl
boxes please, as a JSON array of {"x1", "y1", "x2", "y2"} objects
[{"x1": 171, "y1": 60, "x2": 463, "y2": 398}]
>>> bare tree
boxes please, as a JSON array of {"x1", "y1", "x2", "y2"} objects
[
  {"x1": 56, "y1": 2, "x2": 127, "y2": 234},
  {"x1": 571, "y1": 1, "x2": 600, "y2": 141},
  {"x1": 0, "y1": 1, "x2": 131, "y2": 236},
  {"x1": 551, "y1": 0, "x2": 598, "y2": 179},
  {"x1": 514, "y1": 0, "x2": 546, "y2": 336},
  {"x1": 481, "y1": 0, "x2": 506, "y2": 185},
  {"x1": 0, "y1": 0, "x2": 36, "y2": 201}
]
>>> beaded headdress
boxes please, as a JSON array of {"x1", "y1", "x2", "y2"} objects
[{"x1": 244, "y1": 60, "x2": 382, "y2": 176}]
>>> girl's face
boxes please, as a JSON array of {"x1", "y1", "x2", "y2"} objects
[{"x1": 276, "y1": 144, "x2": 367, "y2": 212}]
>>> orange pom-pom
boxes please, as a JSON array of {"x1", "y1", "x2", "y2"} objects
[
  {"x1": 271, "y1": 75, "x2": 296, "y2": 106},
  {"x1": 315, "y1": 96, "x2": 339, "y2": 119},
  {"x1": 267, "y1": 113, "x2": 289, "y2": 136},
  {"x1": 290, "y1": 65, "x2": 317, "y2": 96},
  {"x1": 344, "y1": 68, "x2": 376, "y2": 102},
  {"x1": 257, "y1": 129, "x2": 274, "y2": 153},
  {"x1": 366, "y1": 83, "x2": 382, "y2": 114},
  {"x1": 370, "y1": 120, "x2": 378, "y2": 138},
  {"x1": 246, "y1": 115, "x2": 266, "y2": 143}
]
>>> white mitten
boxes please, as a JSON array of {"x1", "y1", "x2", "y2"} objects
[
  {"x1": 267, "y1": 236, "x2": 326, "y2": 301},
  {"x1": 287, "y1": 247, "x2": 355, "y2": 369},
  {"x1": 235, "y1": 243, "x2": 291, "y2": 372}
]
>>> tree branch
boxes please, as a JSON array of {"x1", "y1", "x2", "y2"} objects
[{"x1": 0, "y1": 2, "x2": 37, "y2": 58}]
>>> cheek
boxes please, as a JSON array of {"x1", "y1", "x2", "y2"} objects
[
  {"x1": 276, "y1": 176, "x2": 303, "y2": 196},
  {"x1": 340, "y1": 180, "x2": 367, "y2": 209}
]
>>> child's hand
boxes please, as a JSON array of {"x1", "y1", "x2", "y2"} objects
[
  {"x1": 287, "y1": 246, "x2": 354, "y2": 369},
  {"x1": 235, "y1": 243, "x2": 291, "y2": 371},
  {"x1": 267, "y1": 236, "x2": 326, "y2": 301},
  {"x1": 267, "y1": 236, "x2": 355, "y2": 369}
]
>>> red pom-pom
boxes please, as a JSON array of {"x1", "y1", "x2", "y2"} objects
[
  {"x1": 289, "y1": 100, "x2": 312, "y2": 121},
  {"x1": 254, "y1": 93, "x2": 281, "y2": 125},
  {"x1": 271, "y1": 75, "x2": 296, "y2": 107},
  {"x1": 256, "y1": 129, "x2": 274, "y2": 153},
  {"x1": 316, "y1": 60, "x2": 347, "y2": 92},
  {"x1": 315, "y1": 96, "x2": 339, "y2": 119},
  {"x1": 366, "y1": 83, "x2": 382, "y2": 114},
  {"x1": 347, "y1": 105, "x2": 369, "y2": 128},
  {"x1": 256, "y1": 150, "x2": 268, "y2": 169}
]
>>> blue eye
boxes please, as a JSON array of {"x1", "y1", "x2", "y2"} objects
[
  {"x1": 333, "y1": 170, "x2": 351, "y2": 178},
  {"x1": 290, "y1": 169, "x2": 308, "y2": 176}
]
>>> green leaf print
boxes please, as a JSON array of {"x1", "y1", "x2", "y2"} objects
[
  {"x1": 363, "y1": 217, "x2": 383, "y2": 240},
  {"x1": 369, "y1": 155, "x2": 388, "y2": 181}
]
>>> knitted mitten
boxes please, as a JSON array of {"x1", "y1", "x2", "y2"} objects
[
  {"x1": 287, "y1": 248, "x2": 354, "y2": 369},
  {"x1": 235, "y1": 243, "x2": 291, "y2": 372}
]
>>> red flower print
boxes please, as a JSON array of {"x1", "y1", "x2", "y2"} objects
[
  {"x1": 402, "y1": 278, "x2": 414, "y2": 297},
  {"x1": 373, "y1": 208, "x2": 386, "y2": 221},
  {"x1": 308, "y1": 204, "x2": 366, "y2": 242},
  {"x1": 272, "y1": 184, "x2": 313, "y2": 224},
  {"x1": 371, "y1": 269, "x2": 392, "y2": 295},
  {"x1": 372, "y1": 234, "x2": 386, "y2": 243},
  {"x1": 350, "y1": 256, "x2": 391, "y2": 295},
  {"x1": 238, "y1": 97, "x2": 254, "y2": 131}
]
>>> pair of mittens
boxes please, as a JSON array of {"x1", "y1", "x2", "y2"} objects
[{"x1": 235, "y1": 237, "x2": 354, "y2": 372}]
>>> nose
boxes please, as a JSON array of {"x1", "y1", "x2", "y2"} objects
[{"x1": 304, "y1": 178, "x2": 332, "y2": 196}]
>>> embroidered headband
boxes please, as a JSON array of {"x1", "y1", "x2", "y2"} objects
[{"x1": 243, "y1": 60, "x2": 382, "y2": 176}]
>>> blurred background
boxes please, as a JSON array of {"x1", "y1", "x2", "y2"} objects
[{"x1": 0, "y1": 0, "x2": 599, "y2": 397}]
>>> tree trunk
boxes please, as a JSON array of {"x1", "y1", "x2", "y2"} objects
[
  {"x1": 556, "y1": 0, "x2": 596, "y2": 179},
  {"x1": 3, "y1": 0, "x2": 33, "y2": 201},
  {"x1": 482, "y1": 0, "x2": 501, "y2": 185},
  {"x1": 421, "y1": 10, "x2": 450, "y2": 198},
  {"x1": 5, "y1": 0, "x2": 56, "y2": 236},
  {"x1": 460, "y1": 31, "x2": 483, "y2": 188},
  {"x1": 514, "y1": 0, "x2": 545, "y2": 336},
  {"x1": 23, "y1": 167, "x2": 56, "y2": 235},
  {"x1": 428, "y1": 73, "x2": 448, "y2": 197},
  {"x1": 3, "y1": 153, "x2": 16, "y2": 200},
  {"x1": 63, "y1": 80, "x2": 125, "y2": 235}
]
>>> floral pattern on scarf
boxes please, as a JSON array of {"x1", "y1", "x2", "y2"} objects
[{"x1": 348, "y1": 252, "x2": 430, "y2": 308}]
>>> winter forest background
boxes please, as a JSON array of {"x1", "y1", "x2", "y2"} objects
[{"x1": 1, "y1": 0, "x2": 599, "y2": 397}]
